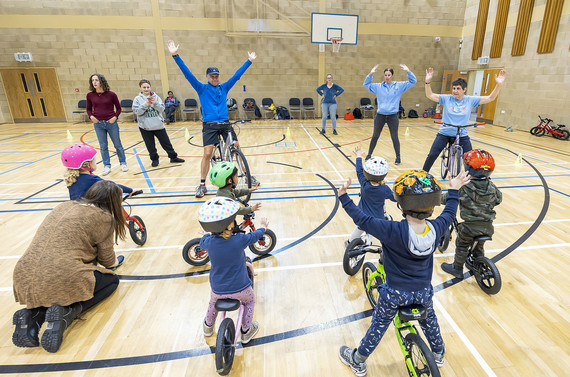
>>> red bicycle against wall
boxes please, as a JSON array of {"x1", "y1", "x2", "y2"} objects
[{"x1": 530, "y1": 115, "x2": 569, "y2": 140}]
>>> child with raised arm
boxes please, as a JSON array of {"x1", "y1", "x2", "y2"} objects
[
  {"x1": 337, "y1": 169, "x2": 470, "y2": 376},
  {"x1": 441, "y1": 149, "x2": 502, "y2": 278},
  {"x1": 345, "y1": 145, "x2": 395, "y2": 248},
  {"x1": 209, "y1": 161, "x2": 261, "y2": 215},
  {"x1": 198, "y1": 197, "x2": 268, "y2": 343}
]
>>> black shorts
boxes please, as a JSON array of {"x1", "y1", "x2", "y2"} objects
[{"x1": 202, "y1": 121, "x2": 238, "y2": 147}]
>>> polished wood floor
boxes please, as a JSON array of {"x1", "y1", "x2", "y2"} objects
[{"x1": 0, "y1": 117, "x2": 568, "y2": 376}]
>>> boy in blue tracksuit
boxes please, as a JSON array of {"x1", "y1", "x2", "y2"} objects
[
  {"x1": 338, "y1": 169, "x2": 470, "y2": 377},
  {"x1": 167, "y1": 40, "x2": 257, "y2": 198}
]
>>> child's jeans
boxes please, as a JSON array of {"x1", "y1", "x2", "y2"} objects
[
  {"x1": 358, "y1": 284, "x2": 444, "y2": 357},
  {"x1": 205, "y1": 286, "x2": 255, "y2": 332}
]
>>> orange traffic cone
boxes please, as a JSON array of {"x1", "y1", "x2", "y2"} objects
[{"x1": 434, "y1": 106, "x2": 442, "y2": 119}]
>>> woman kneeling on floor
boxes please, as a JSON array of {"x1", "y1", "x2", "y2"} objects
[{"x1": 11, "y1": 180, "x2": 126, "y2": 353}]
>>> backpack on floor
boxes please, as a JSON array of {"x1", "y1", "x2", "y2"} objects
[
  {"x1": 353, "y1": 107, "x2": 363, "y2": 119},
  {"x1": 276, "y1": 106, "x2": 291, "y2": 120},
  {"x1": 408, "y1": 109, "x2": 419, "y2": 118}
]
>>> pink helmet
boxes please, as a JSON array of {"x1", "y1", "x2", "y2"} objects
[{"x1": 61, "y1": 144, "x2": 97, "y2": 169}]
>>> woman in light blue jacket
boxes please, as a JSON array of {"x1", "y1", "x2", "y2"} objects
[
  {"x1": 316, "y1": 74, "x2": 344, "y2": 135},
  {"x1": 364, "y1": 64, "x2": 416, "y2": 164}
]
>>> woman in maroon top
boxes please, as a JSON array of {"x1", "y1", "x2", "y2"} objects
[{"x1": 86, "y1": 74, "x2": 128, "y2": 175}]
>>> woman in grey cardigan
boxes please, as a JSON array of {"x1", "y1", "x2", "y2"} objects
[{"x1": 132, "y1": 79, "x2": 185, "y2": 167}]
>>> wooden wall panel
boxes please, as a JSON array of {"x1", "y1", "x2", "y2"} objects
[
  {"x1": 472, "y1": 0, "x2": 491, "y2": 60},
  {"x1": 537, "y1": 0, "x2": 564, "y2": 53},
  {"x1": 511, "y1": 0, "x2": 535, "y2": 56},
  {"x1": 490, "y1": 0, "x2": 511, "y2": 58}
]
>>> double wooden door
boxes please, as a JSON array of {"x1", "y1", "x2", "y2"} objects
[{"x1": 0, "y1": 68, "x2": 66, "y2": 123}]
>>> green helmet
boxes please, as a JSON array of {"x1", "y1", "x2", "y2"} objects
[{"x1": 210, "y1": 162, "x2": 237, "y2": 188}]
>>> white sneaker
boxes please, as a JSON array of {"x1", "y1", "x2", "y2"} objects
[
  {"x1": 121, "y1": 163, "x2": 128, "y2": 172},
  {"x1": 203, "y1": 320, "x2": 214, "y2": 337},
  {"x1": 101, "y1": 166, "x2": 111, "y2": 176},
  {"x1": 241, "y1": 321, "x2": 259, "y2": 344}
]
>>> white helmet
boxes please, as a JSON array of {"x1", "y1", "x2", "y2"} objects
[
  {"x1": 364, "y1": 156, "x2": 389, "y2": 182},
  {"x1": 198, "y1": 197, "x2": 241, "y2": 234}
]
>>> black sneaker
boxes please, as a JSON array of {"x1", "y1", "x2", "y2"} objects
[
  {"x1": 320, "y1": 129, "x2": 325, "y2": 135},
  {"x1": 195, "y1": 184, "x2": 207, "y2": 198},
  {"x1": 151, "y1": 160, "x2": 159, "y2": 167},
  {"x1": 395, "y1": 157, "x2": 401, "y2": 165},
  {"x1": 12, "y1": 308, "x2": 45, "y2": 348},
  {"x1": 441, "y1": 262, "x2": 464, "y2": 279},
  {"x1": 333, "y1": 130, "x2": 338, "y2": 135},
  {"x1": 170, "y1": 157, "x2": 185, "y2": 163}
]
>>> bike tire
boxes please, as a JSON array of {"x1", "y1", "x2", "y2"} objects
[
  {"x1": 249, "y1": 228, "x2": 277, "y2": 255},
  {"x1": 182, "y1": 238, "x2": 210, "y2": 266},
  {"x1": 450, "y1": 145, "x2": 463, "y2": 178},
  {"x1": 440, "y1": 148, "x2": 449, "y2": 180},
  {"x1": 472, "y1": 257, "x2": 502, "y2": 295},
  {"x1": 342, "y1": 238, "x2": 366, "y2": 276},
  {"x1": 535, "y1": 127, "x2": 546, "y2": 137},
  {"x1": 423, "y1": 112, "x2": 429, "y2": 118},
  {"x1": 230, "y1": 149, "x2": 252, "y2": 203},
  {"x1": 404, "y1": 333, "x2": 441, "y2": 377},
  {"x1": 128, "y1": 215, "x2": 147, "y2": 245},
  {"x1": 553, "y1": 129, "x2": 569, "y2": 140},
  {"x1": 362, "y1": 262, "x2": 385, "y2": 308},
  {"x1": 529, "y1": 126, "x2": 541, "y2": 136},
  {"x1": 438, "y1": 226, "x2": 452, "y2": 252},
  {"x1": 215, "y1": 318, "x2": 236, "y2": 376}
]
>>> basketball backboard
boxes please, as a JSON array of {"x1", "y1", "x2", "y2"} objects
[{"x1": 311, "y1": 13, "x2": 358, "y2": 45}]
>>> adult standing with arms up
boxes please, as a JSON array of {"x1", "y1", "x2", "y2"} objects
[
  {"x1": 364, "y1": 64, "x2": 416, "y2": 164},
  {"x1": 167, "y1": 40, "x2": 257, "y2": 198},
  {"x1": 316, "y1": 74, "x2": 344, "y2": 135},
  {"x1": 422, "y1": 68, "x2": 507, "y2": 172},
  {"x1": 86, "y1": 74, "x2": 128, "y2": 175}
]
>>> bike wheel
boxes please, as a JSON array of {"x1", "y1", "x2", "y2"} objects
[
  {"x1": 249, "y1": 228, "x2": 277, "y2": 255},
  {"x1": 342, "y1": 238, "x2": 366, "y2": 276},
  {"x1": 535, "y1": 127, "x2": 546, "y2": 136},
  {"x1": 529, "y1": 126, "x2": 541, "y2": 136},
  {"x1": 450, "y1": 146, "x2": 463, "y2": 178},
  {"x1": 182, "y1": 238, "x2": 210, "y2": 266},
  {"x1": 215, "y1": 318, "x2": 236, "y2": 376},
  {"x1": 423, "y1": 112, "x2": 429, "y2": 118},
  {"x1": 472, "y1": 257, "x2": 502, "y2": 295},
  {"x1": 362, "y1": 262, "x2": 384, "y2": 308},
  {"x1": 230, "y1": 149, "x2": 252, "y2": 203},
  {"x1": 128, "y1": 215, "x2": 147, "y2": 245},
  {"x1": 404, "y1": 333, "x2": 441, "y2": 377},
  {"x1": 438, "y1": 226, "x2": 452, "y2": 252},
  {"x1": 440, "y1": 148, "x2": 448, "y2": 180},
  {"x1": 553, "y1": 129, "x2": 569, "y2": 140}
]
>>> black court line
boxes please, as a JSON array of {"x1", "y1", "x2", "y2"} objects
[
  {"x1": 316, "y1": 127, "x2": 356, "y2": 168},
  {"x1": 187, "y1": 135, "x2": 286, "y2": 148},
  {"x1": 266, "y1": 161, "x2": 302, "y2": 169},
  {"x1": 120, "y1": 173, "x2": 339, "y2": 279},
  {"x1": 14, "y1": 179, "x2": 64, "y2": 204},
  {"x1": 433, "y1": 148, "x2": 549, "y2": 292},
  {"x1": 133, "y1": 164, "x2": 182, "y2": 175},
  {"x1": 0, "y1": 309, "x2": 372, "y2": 374}
]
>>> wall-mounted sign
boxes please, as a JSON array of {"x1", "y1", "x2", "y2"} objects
[{"x1": 15, "y1": 53, "x2": 33, "y2": 62}]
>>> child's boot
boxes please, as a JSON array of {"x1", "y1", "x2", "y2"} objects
[
  {"x1": 441, "y1": 263, "x2": 464, "y2": 279},
  {"x1": 12, "y1": 308, "x2": 46, "y2": 347},
  {"x1": 41, "y1": 303, "x2": 82, "y2": 353}
]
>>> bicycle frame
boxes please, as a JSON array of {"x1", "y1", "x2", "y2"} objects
[{"x1": 439, "y1": 122, "x2": 479, "y2": 179}]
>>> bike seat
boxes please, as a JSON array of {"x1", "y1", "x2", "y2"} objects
[
  {"x1": 215, "y1": 299, "x2": 241, "y2": 312},
  {"x1": 398, "y1": 304, "x2": 427, "y2": 322},
  {"x1": 473, "y1": 235, "x2": 492, "y2": 242}
]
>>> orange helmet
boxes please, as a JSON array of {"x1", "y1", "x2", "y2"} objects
[{"x1": 463, "y1": 149, "x2": 495, "y2": 178}]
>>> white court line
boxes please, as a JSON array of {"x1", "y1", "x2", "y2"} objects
[
  {"x1": 301, "y1": 125, "x2": 344, "y2": 181},
  {"x1": 433, "y1": 297, "x2": 497, "y2": 377}
]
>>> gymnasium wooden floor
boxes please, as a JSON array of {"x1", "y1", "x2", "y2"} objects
[{"x1": 0, "y1": 117, "x2": 568, "y2": 377}]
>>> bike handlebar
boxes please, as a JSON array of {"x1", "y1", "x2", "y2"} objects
[
  {"x1": 212, "y1": 119, "x2": 252, "y2": 126},
  {"x1": 123, "y1": 189, "x2": 143, "y2": 202},
  {"x1": 441, "y1": 123, "x2": 481, "y2": 128},
  {"x1": 538, "y1": 115, "x2": 553, "y2": 123}
]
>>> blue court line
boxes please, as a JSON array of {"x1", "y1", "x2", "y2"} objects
[
  {"x1": 0, "y1": 162, "x2": 31, "y2": 164},
  {"x1": 0, "y1": 142, "x2": 72, "y2": 145},
  {"x1": 0, "y1": 150, "x2": 62, "y2": 153},
  {"x1": 549, "y1": 188, "x2": 570, "y2": 197},
  {"x1": 0, "y1": 152, "x2": 60, "y2": 176},
  {"x1": 132, "y1": 147, "x2": 155, "y2": 194}
]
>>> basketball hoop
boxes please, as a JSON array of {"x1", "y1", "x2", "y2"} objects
[{"x1": 331, "y1": 37, "x2": 343, "y2": 53}]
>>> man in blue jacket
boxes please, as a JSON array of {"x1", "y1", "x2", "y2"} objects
[{"x1": 168, "y1": 40, "x2": 257, "y2": 198}]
